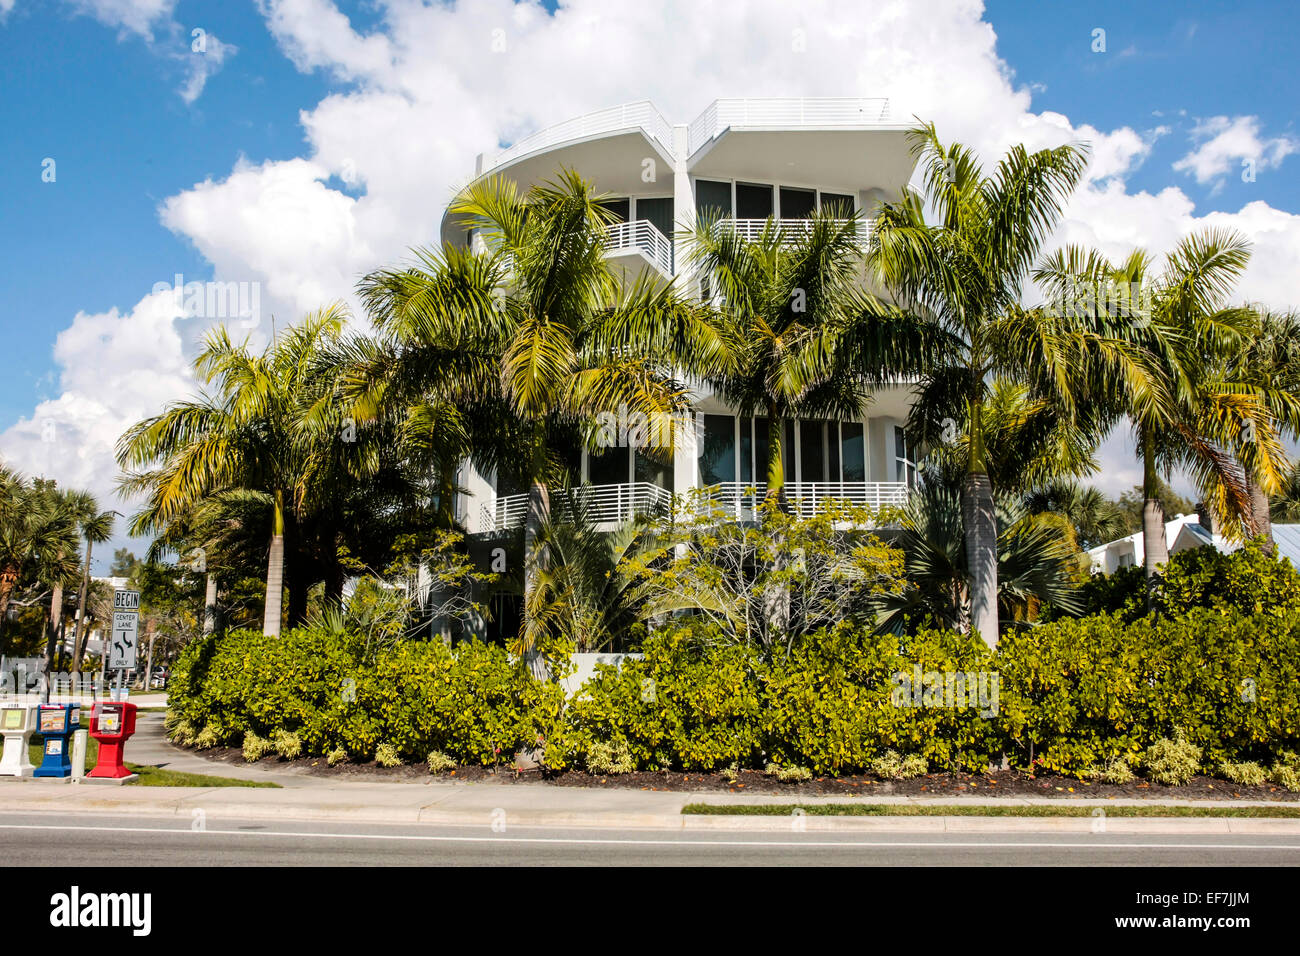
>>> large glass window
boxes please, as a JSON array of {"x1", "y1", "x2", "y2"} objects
[
  {"x1": 780, "y1": 187, "x2": 816, "y2": 219},
  {"x1": 739, "y1": 416, "x2": 754, "y2": 483},
  {"x1": 589, "y1": 445, "x2": 629, "y2": 486},
  {"x1": 840, "y1": 421, "x2": 866, "y2": 482},
  {"x1": 894, "y1": 425, "x2": 917, "y2": 487},
  {"x1": 695, "y1": 180, "x2": 732, "y2": 220},
  {"x1": 736, "y1": 182, "x2": 774, "y2": 219},
  {"x1": 820, "y1": 192, "x2": 855, "y2": 217},
  {"x1": 636, "y1": 197, "x2": 673, "y2": 240},
  {"x1": 699, "y1": 414, "x2": 736, "y2": 485},
  {"x1": 799, "y1": 419, "x2": 826, "y2": 482},
  {"x1": 634, "y1": 448, "x2": 672, "y2": 489},
  {"x1": 598, "y1": 198, "x2": 630, "y2": 222}
]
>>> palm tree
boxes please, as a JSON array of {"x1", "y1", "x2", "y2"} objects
[
  {"x1": 1023, "y1": 481, "x2": 1128, "y2": 552},
  {"x1": 1271, "y1": 460, "x2": 1300, "y2": 523},
  {"x1": 117, "y1": 306, "x2": 368, "y2": 636},
  {"x1": 1035, "y1": 230, "x2": 1282, "y2": 585},
  {"x1": 63, "y1": 494, "x2": 114, "y2": 676},
  {"x1": 880, "y1": 483, "x2": 1082, "y2": 633},
  {"x1": 867, "y1": 122, "x2": 1128, "y2": 647},
  {"x1": 0, "y1": 468, "x2": 79, "y2": 657},
  {"x1": 1219, "y1": 309, "x2": 1300, "y2": 549},
  {"x1": 357, "y1": 171, "x2": 723, "y2": 667}
]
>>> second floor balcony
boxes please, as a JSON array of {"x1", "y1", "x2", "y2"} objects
[{"x1": 475, "y1": 479, "x2": 910, "y2": 533}]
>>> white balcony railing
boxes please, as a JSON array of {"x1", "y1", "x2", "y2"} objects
[
  {"x1": 477, "y1": 480, "x2": 909, "y2": 532},
  {"x1": 478, "y1": 482, "x2": 674, "y2": 533},
  {"x1": 688, "y1": 97, "x2": 893, "y2": 156},
  {"x1": 715, "y1": 218, "x2": 872, "y2": 245},
  {"x1": 481, "y1": 101, "x2": 675, "y2": 176},
  {"x1": 603, "y1": 219, "x2": 673, "y2": 276},
  {"x1": 704, "y1": 481, "x2": 909, "y2": 521}
]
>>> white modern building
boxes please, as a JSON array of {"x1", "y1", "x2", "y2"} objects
[{"x1": 438, "y1": 98, "x2": 924, "y2": 535}]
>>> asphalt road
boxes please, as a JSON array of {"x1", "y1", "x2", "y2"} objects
[{"x1": 4, "y1": 812, "x2": 1300, "y2": 865}]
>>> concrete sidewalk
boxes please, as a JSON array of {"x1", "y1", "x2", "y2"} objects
[{"x1": 5, "y1": 710, "x2": 1298, "y2": 832}]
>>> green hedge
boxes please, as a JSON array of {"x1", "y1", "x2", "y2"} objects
[
  {"x1": 169, "y1": 559, "x2": 1300, "y2": 778},
  {"x1": 168, "y1": 630, "x2": 564, "y2": 765}
]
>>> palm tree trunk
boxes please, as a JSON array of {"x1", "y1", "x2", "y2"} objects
[
  {"x1": 70, "y1": 538, "x2": 93, "y2": 675},
  {"x1": 962, "y1": 399, "x2": 999, "y2": 649},
  {"x1": 522, "y1": 476, "x2": 551, "y2": 681},
  {"x1": 1141, "y1": 433, "x2": 1168, "y2": 602},
  {"x1": 0, "y1": 566, "x2": 17, "y2": 653},
  {"x1": 1247, "y1": 474, "x2": 1275, "y2": 554},
  {"x1": 762, "y1": 408, "x2": 791, "y2": 642},
  {"x1": 203, "y1": 573, "x2": 219, "y2": 636},
  {"x1": 262, "y1": 490, "x2": 285, "y2": 637},
  {"x1": 41, "y1": 580, "x2": 64, "y2": 702}
]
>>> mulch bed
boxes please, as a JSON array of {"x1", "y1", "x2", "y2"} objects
[{"x1": 182, "y1": 744, "x2": 1300, "y2": 801}]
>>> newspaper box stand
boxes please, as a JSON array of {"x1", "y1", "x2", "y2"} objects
[
  {"x1": 87, "y1": 701, "x2": 138, "y2": 779},
  {"x1": 33, "y1": 703, "x2": 80, "y2": 778},
  {"x1": 0, "y1": 702, "x2": 38, "y2": 777}
]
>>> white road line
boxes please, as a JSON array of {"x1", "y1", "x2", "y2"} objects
[{"x1": 2, "y1": 823, "x2": 1299, "y2": 850}]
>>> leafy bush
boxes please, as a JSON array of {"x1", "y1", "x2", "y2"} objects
[
  {"x1": 169, "y1": 627, "x2": 566, "y2": 767},
  {"x1": 426, "y1": 751, "x2": 457, "y2": 774},
  {"x1": 242, "y1": 732, "x2": 271, "y2": 763},
  {"x1": 327, "y1": 746, "x2": 348, "y2": 767},
  {"x1": 765, "y1": 763, "x2": 813, "y2": 782},
  {"x1": 375, "y1": 743, "x2": 402, "y2": 767},
  {"x1": 273, "y1": 730, "x2": 302, "y2": 760},
  {"x1": 192, "y1": 724, "x2": 219, "y2": 750},
  {"x1": 1085, "y1": 756, "x2": 1134, "y2": 785},
  {"x1": 1272, "y1": 764, "x2": 1300, "y2": 792},
  {"x1": 1218, "y1": 760, "x2": 1267, "y2": 786},
  {"x1": 870, "y1": 750, "x2": 929, "y2": 780},
  {"x1": 585, "y1": 739, "x2": 635, "y2": 775},
  {"x1": 1142, "y1": 734, "x2": 1203, "y2": 786}
]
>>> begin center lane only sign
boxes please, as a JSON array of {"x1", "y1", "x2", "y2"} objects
[{"x1": 109, "y1": 590, "x2": 140, "y2": 670}]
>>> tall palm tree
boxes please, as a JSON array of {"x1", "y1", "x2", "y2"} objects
[
  {"x1": 1022, "y1": 480, "x2": 1128, "y2": 552},
  {"x1": 1035, "y1": 230, "x2": 1282, "y2": 584},
  {"x1": 0, "y1": 468, "x2": 79, "y2": 657},
  {"x1": 867, "y1": 122, "x2": 1128, "y2": 647},
  {"x1": 357, "y1": 171, "x2": 723, "y2": 665},
  {"x1": 117, "y1": 306, "x2": 368, "y2": 636},
  {"x1": 59, "y1": 492, "x2": 114, "y2": 676}
]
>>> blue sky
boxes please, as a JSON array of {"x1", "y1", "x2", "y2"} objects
[{"x1": 1, "y1": 0, "x2": 1297, "y2": 566}]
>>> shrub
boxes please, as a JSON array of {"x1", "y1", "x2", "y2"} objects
[
  {"x1": 585, "y1": 739, "x2": 635, "y2": 775},
  {"x1": 273, "y1": 730, "x2": 302, "y2": 760},
  {"x1": 242, "y1": 732, "x2": 271, "y2": 763},
  {"x1": 1271, "y1": 764, "x2": 1300, "y2": 792},
  {"x1": 1086, "y1": 756, "x2": 1135, "y2": 785},
  {"x1": 374, "y1": 743, "x2": 402, "y2": 767},
  {"x1": 871, "y1": 750, "x2": 928, "y2": 780},
  {"x1": 426, "y1": 751, "x2": 457, "y2": 774},
  {"x1": 765, "y1": 763, "x2": 813, "y2": 782},
  {"x1": 326, "y1": 746, "x2": 348, "y2": 767},
  {"x1": 1142, "y1": 734, "x2": 1203, "y2": 786},
  {"x1": 1218, "y1": 761, "x2": 1267, "y2": 787},
  {"x1": 192, "y1": 724, "x2": 220, "y2": 750}
]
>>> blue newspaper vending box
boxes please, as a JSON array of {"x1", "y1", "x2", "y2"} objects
[{"x1": 33, "y1": 703, "x2": 81, "y2": 778}]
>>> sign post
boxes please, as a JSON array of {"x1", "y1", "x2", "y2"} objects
[{"x1": 109, "y1": 590, "x2": 140, "y2": 703}]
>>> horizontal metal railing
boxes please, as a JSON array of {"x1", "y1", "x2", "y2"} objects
[
  {"x1": 688, "y1": 97, "x2": 893, "y2": 156},
  {"x1": 478, "y1": 480, "x2": 909, "y2": 532},
  {"x1": 715, "y1": 217, "x2": 872, "y2": 244},
  {"x1": 703, "y1": 481, "x2": 910, "y2": 520},
  {"x1": 602, "y1": 219, "x2": 673, "y2": 276},
  {"x1": 479, "y1": 482, "x2": 674, "y2": 533}
]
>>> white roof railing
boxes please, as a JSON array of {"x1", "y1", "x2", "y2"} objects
[
  {"x1": 687, "y1": 97, "x2": 893, "y2": 156},
  {"x1": 480, "y1": 101, "x2": 675, "y2": 175}
]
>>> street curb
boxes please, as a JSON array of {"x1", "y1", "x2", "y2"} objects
[{"x1": 4, "y1": 790, "x2": 1300, "y2": 833}]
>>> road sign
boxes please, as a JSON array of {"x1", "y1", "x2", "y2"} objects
[
  {"x1": 113, "y1": 589, "x2": 140, "y2": 612},
  {"x1": 109, "y1": 590, "x2": 140, "y2": 670}
]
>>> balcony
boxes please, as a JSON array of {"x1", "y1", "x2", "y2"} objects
[
  {"x1": 603, "y1": 219, "x2": 673, "y2": 278},
  {"x1": 714, "y1": 217, "x2": 872, "y2": 245},
  {"x1": 478, "y1": 482, "x2": 673, "y2": 534},
  {"x1": 704, "y1": 481, "x2": 909, "y2": 521},
  {"x1": 475, "y1": 480, "x2": 909, "y2": 533}
]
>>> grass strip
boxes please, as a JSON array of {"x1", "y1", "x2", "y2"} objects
[
  {"x1": 125, "y1": 764, "x2": 280, "y2": 788},
  {"x1": 682, "y1": 803, "x2": 1300, "y2": 818}
]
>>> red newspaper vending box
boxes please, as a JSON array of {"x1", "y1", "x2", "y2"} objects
[{"x1": 87, "y1": 701, "x2": 138, "y2": 779}]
